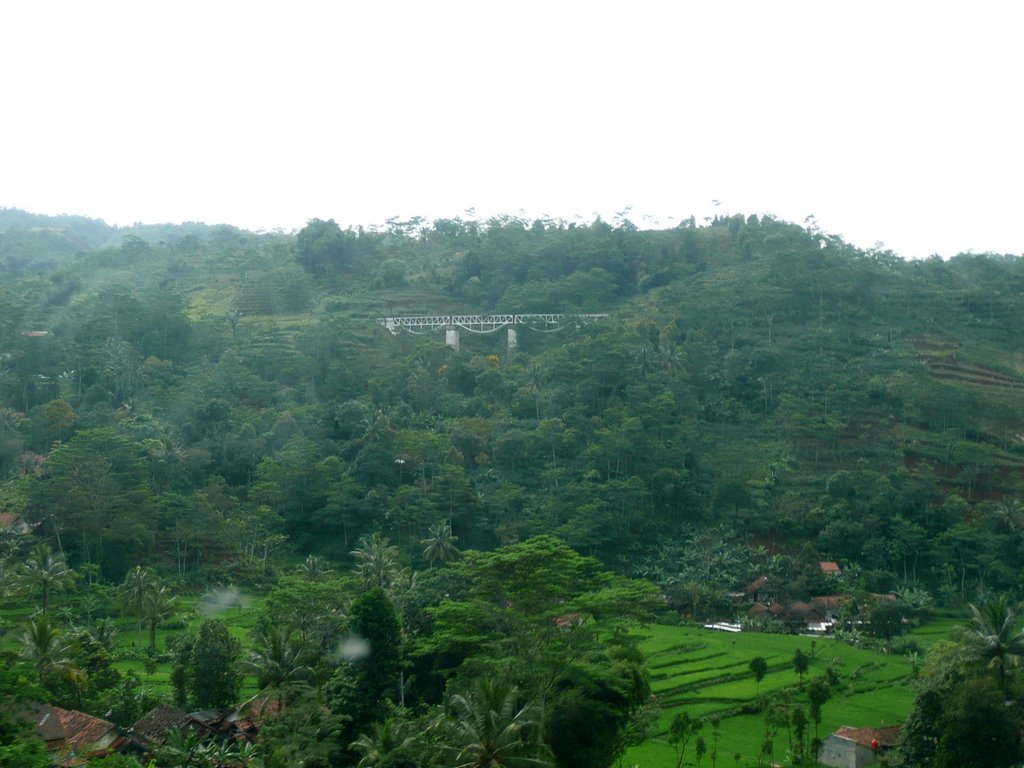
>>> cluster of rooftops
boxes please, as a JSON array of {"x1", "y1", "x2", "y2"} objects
[{"x1": 20, "y1": 698, "x2": 276, "y2": 766}]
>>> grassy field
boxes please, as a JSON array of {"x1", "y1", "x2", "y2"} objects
[
  {"x1": 108, "y1": 595, "x2": 263, "y2": 700},
  {"x1": 1, "y1": 592, "x2": 263, "y2": 703},
  {"x1": 623, "y1": 620, "x2": 958, "y2": 768},
  {"x1": 3, "y1": 583, "x2": 964, "y2": 763}
]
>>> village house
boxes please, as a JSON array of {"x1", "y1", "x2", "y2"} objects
[
  {"x1": 737, "y1": 574, "x2": 774, "y2": 604},
  {"x1": 819, "y1": 724, "x2": 901, "y2": 768},
  {"x1": 0, "y1": 512, "x2": 35, "y2": 536},
  {"x1": 130, "y1": 696, "x2": 281, "y2": 754},
  {"x1": 128, "y1": 704, "x2": 193, "y2": 749},
  {"x1": 22, "y1": 702, "x2": 133, "y2": 765},
  {"x1": 820, "y1": 561, "x2": 842, "y2": 577}
]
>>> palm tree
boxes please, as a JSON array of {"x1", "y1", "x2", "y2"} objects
[
  {"x1": 966, "y1": 594, "x2": 1024, "y2": 690},
  {"x1": 635, "y1": 345, "x2": 655, "y2": 379},
  {"x1": 994, "y1": 499, "x2": 1024, "y2": 532},
  {"x1": 359, "y1": 410, "x2": 393, "y2": 447},
  {"x1": 19, "y1": 613, "x2": 74, "y2": 685},
  {"x1": 895, "y1": 585, "x2": 933, "y2": 624},
  {"x1": 119, "y1": 565, "x2": 153, "y2": 640},
  {"x1": 657, "y1": 339, "x2": 685, "y2": 373},
  {"x1": 434, "y1": 678, "x2": 553, "y2": 768},
  {"x1": 88, "y1": 617, "x2": 119, "y2": 648},
  {"x1": 351, "y1": 532, "x2": 403, "y2": 591},
  {"x1": 528, "y1": 364, "x2": 545, "y2": 419},
  {"x1": 350, "y1": 718, "x2": 418, "y2": 768},
  {"x1": 0, "y1": 556, "x2": 15, "y2": 599},
  {"x1": 19, "y1": 544, "x2": 75, "y2": 613},
  {"x1": 157, "y1": 728, "x2": 210, "y2": 768},
  {"x1": 244, "y1": 626, "x2": 312, "y2": 710},
  {"x1": 297, "y1": 554, "x2": 333, "y2": 582},
  {"x1": 421, "y1": 521, "x2": 460, "y2": 568},
  {"x1": 143, "y1": 585, "x2": 177, "y2": 652}
]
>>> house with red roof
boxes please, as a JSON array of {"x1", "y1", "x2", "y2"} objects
[
  {"x1": 0, "y1": 512, "x2": 35, "y2": 535},
  {"x1": 22, "y1": 703, "x2": 129, "y2": 764},
  {"x1": 820, "y1": 724, "x2": 901, "y2": 768}
]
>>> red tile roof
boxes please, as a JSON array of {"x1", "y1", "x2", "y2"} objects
[
  {"x1": 743, "y1": 575, "x2": 769, "y2": 595},
  {"x1": 0, "y1": 512, "x2": 21, "y2": 527},
  {"x1": 819, "y1": 562, "x2": 842, "y2": 574},
  {"x1": 21, "y1": 703, "x2": 67, "y2": 743},
  {"x1": 52, "y1": 707, "x2": 116, "y2": 750},
  {"x1": 811, "y1": 595, "x2": 844, "y2": 610},
  {"x1": 833, "y1": 725, "x2": 901, "y2": 748},
  {"x1": 130, "y1": 705, "x2": 189, "y2": 745}
]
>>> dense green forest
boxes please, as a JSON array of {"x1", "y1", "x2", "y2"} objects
[{"x1": 3, "y1": 207, "x2": 1024, "y2": 767}]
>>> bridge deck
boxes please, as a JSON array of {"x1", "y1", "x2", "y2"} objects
[{"x1": 379, "y1": 313, "x2": 608, "y2": 334}]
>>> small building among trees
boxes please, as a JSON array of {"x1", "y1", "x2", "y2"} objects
[{"x1": 820, "y1": 725, "x2": 900, "y2": 768}]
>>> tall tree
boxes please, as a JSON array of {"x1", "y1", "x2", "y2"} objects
[
  {"x1": 19, "y1": 613, "x2": 74, "y2": 686},
  {"x1": 18, "y1": 544, "x2": 75, "y2": 613},
  {"x1": 244, "y1": 625, "x2": 311, "y2": 710},
  {"x1": 669, "y1": 712, "x2": 703, "y2": 768},
  {"x1": 421, "y1": 521, "x2": 460, "y2": 568},
  {"x1": 749, "y1": 657, "x2": 768, "y2": 699},
  {"x1": 295, "y1": 218, "x2": 351, "y2": 276},
  {"x1": 351, "y1": 532, "x2": 405, "y2": 592},
  {"x1": 173, "y1": 618, "x2": 242, "y2": 709},
  {"x1": 423, "y1": 536, "x2": 659, "y2": 710},
  {"x1": 296, "y1": 554, "x2": 333, "y2": 582},
  {"x1": 965, "y1": 594, "x2": 1024, "y2": 690},
  {"x1": 119, "y1": 565, "x2": 154, "y2": 640},
  {"x1": 325, "y1": 587, "x2": 403, "y2": 743},
  {"x1": 936, "y1": 677, "x2": 1022, "y2": 768},
  {"x1": 433, "y1": 678, "x2": 553, "y2": 768},
  {"x1": 142, "y1": 584, "x2": 176, "y2": 653}
]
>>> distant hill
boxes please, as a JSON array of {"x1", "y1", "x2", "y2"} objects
[
  {"x1": 0, "y1": 207, "x2": 250, "y2": 274},
  {"x1": 3, "y1": 206, "x2": 1024, "y2": 602}
]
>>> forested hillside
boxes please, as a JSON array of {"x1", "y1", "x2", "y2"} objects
[
  {"x1": 3, "y1": 207, "x2": 1024, "y2": 766},
  {"x1": 3, "y1": 209, "x2": 1023, "y2": 595}
]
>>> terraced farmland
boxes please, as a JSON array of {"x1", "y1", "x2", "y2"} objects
[{"x1": 625, "y1": 624, "x2": 932, "y2": 767}]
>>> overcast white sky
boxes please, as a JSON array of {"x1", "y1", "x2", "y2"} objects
[{"x1": 1, "y1": 2, "x2": 1021, "y2": 259}]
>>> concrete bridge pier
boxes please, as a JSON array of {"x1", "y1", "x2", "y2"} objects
[
  {"x1": 445, "y1": 328, "x2": 460, "y2": 350},
  {"x1": 507, "y1": 328, "x2": 518, "y2": 356}
]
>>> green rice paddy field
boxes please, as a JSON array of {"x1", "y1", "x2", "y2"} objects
[
  {"x1": 2, "y1": 590, "x2": 962, "y2": 766},
  {"x1": 0, "y1": 594, "x2": 263, "y2": 701},
  {"x1": 623, "y1": 621, "x2": 957, "y2": 768}
]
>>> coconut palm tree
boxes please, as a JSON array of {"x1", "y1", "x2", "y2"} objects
[
  {"x1": 351, "y1": 532, "x2": 403, "y2": 591},
  {"x1": 119, "y1": 565, "x2": 153, "y2": 640},
  {"x1": 359, "y1": 410, "x2": 393, "y2": 447},
  {"x1": 528, "y1": 364, "x2": 546, "y2": 419},
  {"x1": 143, "y1": 585, "x2": 177, "y2": 652},
  {"x1": 88, "y1": 617, "x2": 119, "y2": 649},
  {"x1": 434, "y1": 678, "x2": 553, "y2": 768},
  {"x1": 297, "y1": 554, "x2": 333, "y2": 582},
  {"x1": 0, "y1": 556, "x2": 16, "y2": 599},
  {"x1": 635, "y1": 346, "x2": 655, "y2": 379},
  {"x1": 244, "y1": 626, "x2": 312, "y2": 710},
  {"x1": 421, "y1": 521, "x2": 460, "y2": 568},
  {"x1": 966, "y1": 594, "x2": 1024, "y2": 690},
  {"x1": 350, "y1": 718, "x2": 419, "y2": 768},
  {"x1": 19, "y1": 544, "x2": 75, "y2": 613},
  {"x1": 19, "y1": 613, "x2": 74, "y2": 685}
]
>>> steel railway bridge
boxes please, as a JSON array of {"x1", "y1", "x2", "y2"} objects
[{"x1": 377, "y1": 313, "x2": 608, "y2": 351}]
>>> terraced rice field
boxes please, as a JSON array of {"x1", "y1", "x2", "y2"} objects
[
  {"x1": 1, "y1": 594, "x2": 263, "y2": 701},
  {"x1": 624, "y1": 622, "x2": 952, "y2": 767}
]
